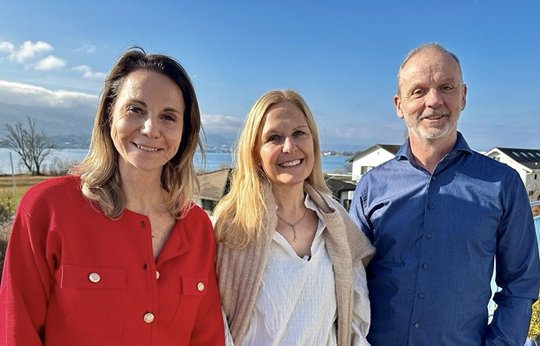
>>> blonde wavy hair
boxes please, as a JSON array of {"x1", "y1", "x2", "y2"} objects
[
  {"x1": 213, "y1": 89, "x2": 329, "y2": 248},
  {"x1": 70, "y1": 47, "x2": 203, "y2": 219}
]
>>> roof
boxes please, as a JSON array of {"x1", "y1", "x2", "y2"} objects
[
  {"x1": 197, "y1": 168, "x2": 232, "y2": 201},
  {"x1": 490, "y1": 147, "x2": 540, "y2": 170},
  {"x1": 347, "y1": 144, "x2": 400, "y2": 162},
  {"x1": 325, "y1": 176, "x2": 357, "y2": 194}
]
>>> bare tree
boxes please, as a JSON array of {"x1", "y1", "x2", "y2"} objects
[{"x1": 1, "y1": 116, "x2": 53, "y2": 175}]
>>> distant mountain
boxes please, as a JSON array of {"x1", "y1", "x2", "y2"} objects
[
  {"x1": 0, "y1": 102, "x2": 368, "y2": 154},
  {"x1": 0, "y1": 102, "x2": 235, "y2": 151},
  {"x1": 0, "y1": 102, "x2": 95, "y2": 148}
]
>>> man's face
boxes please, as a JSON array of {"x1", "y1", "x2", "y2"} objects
[{"x1": 394, "y1": 48, "x2": 467, "y2": 143}]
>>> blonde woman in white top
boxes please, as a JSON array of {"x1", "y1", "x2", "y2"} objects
[{"x1": 214, "y1": 89, "x2": 374, "y2": 345}]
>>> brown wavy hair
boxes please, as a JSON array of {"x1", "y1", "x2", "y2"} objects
[{"x1": 71, "y1": 47, "x2": 203, "y2": 219}]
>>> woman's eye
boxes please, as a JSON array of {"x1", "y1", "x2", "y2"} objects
[
  {"x1": 293, "y1": 130, "x2": 306, "y2": 137},
  {"x1": 162, "y1": 114, "x2": 176, "y2": 121},
  {"x1": 266, "y1": 134, "x2": 280, "y2": 143},
  {"x1": 126, "y1": 105, "x2": 143, "y2": 114}
]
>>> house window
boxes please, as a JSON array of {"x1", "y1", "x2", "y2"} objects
[
  {"x1": 361, "y1": 166, "x2": 373, "y2": 175},
  {"x1": 201, "y1": 199, "x2": 217, "y2": 212}
]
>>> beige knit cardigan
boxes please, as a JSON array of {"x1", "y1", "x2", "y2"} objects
[{"x1": 216, "y1": 182, "x2": 375, "y2": 345}]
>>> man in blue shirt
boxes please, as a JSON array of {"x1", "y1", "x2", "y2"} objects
[{"x1": 350, "y1": 43, "x2": 540, "y2": 345}]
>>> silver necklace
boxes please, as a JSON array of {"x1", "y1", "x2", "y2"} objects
[{"x1": 276, "y1": 208, "x2": 308, "y2": 242}]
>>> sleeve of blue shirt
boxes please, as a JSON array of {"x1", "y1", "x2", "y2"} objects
[{"x1": 486, "y1": 170, "x2": 540, "y2": 345}]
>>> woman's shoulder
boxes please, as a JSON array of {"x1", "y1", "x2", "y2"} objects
[
  {"x1": 19, "y1": 175, "x2": 82, "y2": 208},
  {"x1": 185, "y1": 202, "x2": 210, "y2": 219},
  {"x1": 182, "y1": 203, "x2": 213, "y2": 231}
]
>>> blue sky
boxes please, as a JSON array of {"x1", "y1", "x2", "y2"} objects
[{"x1": 0, "y1": 0, "x2": 539, "y2": 151}]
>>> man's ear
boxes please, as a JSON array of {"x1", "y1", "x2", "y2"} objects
[
  {"x1": 461, "y1": 84, "x2": 467, "y2": 111},
  {"x1": 394, "y1": 95, "x2": 404, "y2": 119}
]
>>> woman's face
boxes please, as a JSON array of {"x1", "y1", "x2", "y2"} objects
[
  {"x1": 110, "y1": 70, "x2": 185, "y2": 177},
  {"x1": 257, "y1": 101, "x2": 314, "y2": 189}
]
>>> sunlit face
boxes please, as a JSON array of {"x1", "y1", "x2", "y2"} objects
[
  {"x1": 394, "y1": 48, "x2": 467, "y2": 143},
  {"x1": 110, "y1": 70, "x2": 185, "y2": 177},
  {"x1": 258, "y1": 101, "x2": 314, "y2": 189}
]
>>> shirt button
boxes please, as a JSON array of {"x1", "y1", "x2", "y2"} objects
[
  {"x1": 88, "y1": 272, "x2": 101, "y2": 283},
  {"x1": 155, "y1": 271, "x2": 160, "y2": 280},
  {"x1": 431, "y1": 176, "x2": 437, "y2": 181},
  {"x1": 427, "y1": 204, "x2": 434, "y2": 210},
  {"x1": 414, "y1": 322, "x2": 420, "y2": 328},
  {"x1": 426, "y1": 233, "x2": 432, "y2": 239},
  {"x1": 422, "y1": 263, "x2": 429, "y2": 269},
  {"x1": 143, "y1": 312, "x2": 155, "y2": 323},
  {"x1": 197, "y1": 282, "x2": 205, "y2": 292},
  {"x1": 418, "y1": 293, "x2": 425, "y2": 299},
  {"x1": 139, "y1": 221, "x2": 146, "y2": 228}
]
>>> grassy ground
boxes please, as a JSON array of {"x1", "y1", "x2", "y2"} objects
[
  {"x1": 0, "y1": 174, "x2": 52, "y2": 278},
  {"x1": 0, "y1": 175, "x2": 52, "y2": 245},
  {"x1": 0, "y1": 174, "x2": 52, "y2": 192}
]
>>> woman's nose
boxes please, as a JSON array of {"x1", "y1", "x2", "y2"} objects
[
  {"x1": 140, "y1": 116, "x2": 160, "y2": 138},
  {"x1": 282, "y1": 136, "x2": 297, "y2": 153}
]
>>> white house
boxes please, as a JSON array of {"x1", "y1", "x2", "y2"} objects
[
  {"x1": 347, "y1": 144, "x2": 400, "y2": 181},
  {"x1": 484, "y1": 147, "x2": 540, "y2": 201}
]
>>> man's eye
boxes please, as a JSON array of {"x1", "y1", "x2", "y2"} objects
[{"x1": 412, "y1": 89, "x2": 425, "y2": 96}]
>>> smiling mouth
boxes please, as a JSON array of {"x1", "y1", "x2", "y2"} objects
[
  {"x1": 135, "y1": 143, "x2": 161, "y2": 152},
  {"x1": 279, "y1": 159, "x2": 303, "y2": 167},
  {"x1": 421, "y1": 114, "x2": 446, "y2": 121}
]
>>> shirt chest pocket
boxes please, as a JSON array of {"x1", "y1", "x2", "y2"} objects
[
  {"x1": 167, "y1": 275, "x2": 208, "y2": 331},
  {"x1": 58, "y1": 265, "x2": 126, "y2": 336}
]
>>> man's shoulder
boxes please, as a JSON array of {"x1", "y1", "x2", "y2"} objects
[
  {"x1": 466, "y1": 150, "x2": 519, "y2": 177},
  {"x1": 358, "y1": 157, "x2": 401, "y2": 183}
]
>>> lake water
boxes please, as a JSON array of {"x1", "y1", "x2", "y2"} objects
[{"x1": 0, "y1": 148, "x2": 352, "y2": 175}]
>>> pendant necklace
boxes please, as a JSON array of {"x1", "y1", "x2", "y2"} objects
[{"x1": 276, "y1": 208, "x2": 308, "y2": 242}]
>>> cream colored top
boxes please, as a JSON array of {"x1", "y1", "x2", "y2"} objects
[
  {"x1": 241, "y1": 196, "x2": 370, "y2": 346},
  {"x1": 217, "y1": 182, "x2": 375, "y2": 346}
]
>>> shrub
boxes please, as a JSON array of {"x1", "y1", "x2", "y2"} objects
[
  {"x1": 0, "y1": 191, "x2": 16, "y2": 280},
  {"x1": 0, "y1": 191, "x2": 16, "y2": 225},
  {"x1": 530, "y1": 291, "x2": 540, "y2": 340}
]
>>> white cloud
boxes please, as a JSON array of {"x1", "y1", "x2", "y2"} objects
[
  {"x1": 33, "y1": 55, "x2": 66, "y2": 70},
  {"x1": 0, "y1": 41, "x2": 15, "y2": 53},
  {"x1": 0, "y1": 80, "x2": 98, "y2": 108},
  {"x1": 73, "y1": 65, "x2": 106, "y2": 79},
  {"x1": 201, "y1": 114, "x2": 244, "y2": 136},
  {"x1": 7, "y1": 40, "x2": 53, "y2": 63},
  {"x1": 76, "y1": 44, "x2": 97, "y2": 54}
]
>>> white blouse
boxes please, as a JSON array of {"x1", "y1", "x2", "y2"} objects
[{"x1": 239, "y1": 195, "x2": 371, "y2": 346}]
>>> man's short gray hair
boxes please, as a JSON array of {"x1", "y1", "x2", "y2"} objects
[{"x1": 397, "y1": 43, "x2": 463, "y2": 95}]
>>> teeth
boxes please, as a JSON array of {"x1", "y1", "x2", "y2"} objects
[
  {"x1": 280, "y1": 159, "x2": 301, "y2": 167},
  {"x1": 137, "y1": 144, "x2": 159, "y2": 152}
]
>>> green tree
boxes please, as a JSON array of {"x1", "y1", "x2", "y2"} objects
[{"x1": 1, "y1": 116, "x2": 53, "y2": 175}]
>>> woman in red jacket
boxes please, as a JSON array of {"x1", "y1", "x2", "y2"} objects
[{"x1": 0, "y1": 48, "x2": 225, "y2": 345}]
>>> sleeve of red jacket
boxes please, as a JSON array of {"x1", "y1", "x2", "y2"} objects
[
  {"x1": 0, "y1": 201, "x2": 54, "y2": 346},
  {"x1": 188, "y1": 218, "x2": 225, "y2": 346}
]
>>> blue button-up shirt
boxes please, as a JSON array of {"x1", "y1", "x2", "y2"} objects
[{"x1": 350, "y1": 133, "x2": 540, "y2": 345}]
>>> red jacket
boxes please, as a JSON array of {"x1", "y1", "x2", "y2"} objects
[{"x1": 0, "y1": 175, "x2": 224, "y2": 345}]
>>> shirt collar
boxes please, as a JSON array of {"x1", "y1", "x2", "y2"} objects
[{"x1": 396, "y1": 131, "x2": 473, "y2": 162}]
